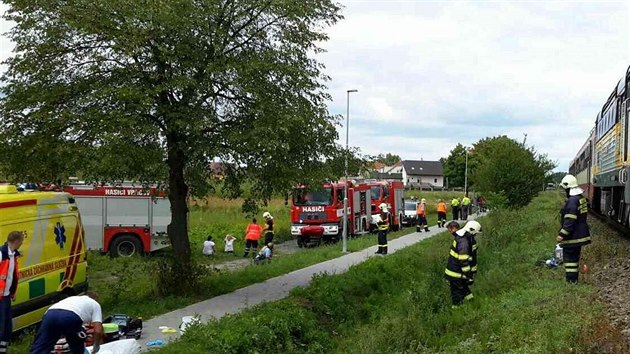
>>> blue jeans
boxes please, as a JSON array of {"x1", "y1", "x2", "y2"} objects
[
  {"x1": 30, "y1": 309, "x2": 85, "y2": 354},
  {"x1": 0, "y1": 296, "x2": 11, "y2": 351}
]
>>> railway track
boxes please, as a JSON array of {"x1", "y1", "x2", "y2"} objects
[{"x1": 589, "y1": 209, "x2": 628, "y2": 236}]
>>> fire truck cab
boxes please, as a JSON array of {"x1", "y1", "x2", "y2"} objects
[
  {"x1": 368, "y1": 181, "x2": 405, "y2": 231},
  {"x1": 64, "y1": 185, "x2": 171, "y2": 257},
  {"x1": 291, "y1": 181, "x2": 372, "y2": 247}
]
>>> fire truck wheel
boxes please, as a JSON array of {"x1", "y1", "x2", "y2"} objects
[
  {"x1": 111, "y1": 234, "x2": 142, "y2": 257},
  {"x1": 297, "y1": 237, "x2": 305, "y2": 248}
]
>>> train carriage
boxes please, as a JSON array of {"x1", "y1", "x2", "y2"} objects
[{"x1": 575, "y1": 66, "x2": 630, "y2": 228}]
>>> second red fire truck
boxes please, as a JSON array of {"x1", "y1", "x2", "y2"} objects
[
  {"x1": 64, "y1": 184, "x2": 171, "y2": 257},
  {"x1": 367, "y1": 180, "x2": 405, "y2": 231},
  {"x1": 291, "y1": 181, "x2": 373, "y2": 247}
]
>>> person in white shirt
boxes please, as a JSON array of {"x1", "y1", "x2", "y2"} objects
[
  {"x1": 30, "y1": 292, "x2": 104, "y2": 354},
  {"x1": 255, "y1": 243, "x2": 274, "y2": 264},
  {"x1": 0, "y1": 231, "x2": 24, "y2": 354},
  {"x1": 203, "y1": 236, "x2": 215, "y2": 256},
  {"x1": 224, "y1": 234, "x2": 236, "y2": 255}
]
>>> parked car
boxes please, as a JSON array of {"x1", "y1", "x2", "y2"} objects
[{"x1": 401, "y1": 199, "x2": 419, "y2": 226}]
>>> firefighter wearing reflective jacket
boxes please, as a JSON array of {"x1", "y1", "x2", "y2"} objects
[
  {"x1": 375, "y1": 203, "x2": 390, "y2": 255},
  {"x1": 558, "y1": 174, "x2": 591, "y2": 283},
  {"x1": 0, "y1": 231, "x2": 24, "y2": 354},
  {"x1": 451, "y1": 197, "x2": 460, "y2": 221},
  {"x1": 437, "y1": 199, "x2": 448, "y2": 228},
  {"x1": 262, "y1": 212, "x2": 274, "y2": 245},
  {"x1": 444, "y1": 221, "x2": 482, "y2": 306},
  {"x1": 416, "y1": 198, "x2": 429, "y2": 232}
]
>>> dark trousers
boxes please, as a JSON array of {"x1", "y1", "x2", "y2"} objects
[
  {"x1": 244, "y1": 239, "x2": 259, "y2": 257},
  {"x1": 449, "y1": 279, "x2": 473, "y2": 305},
  {"x1": 377, "y1": 230, "x2": 388, "y2": 254},
  {"x1": 30, "y1": 309, "x2": 85, "y2": 354},
  {"x1": 563, "y1": 246, "x2": 582, "y2": 283},
  {"x1": 461, "y1": 205, "x2": 469, "y2": 220},
  {"x1": 264, "y1": 232, "x2": 274, "y2": 246},
  {"x1": 452, "y1": 206, "x2": 459, "y2": 220},
  {"x1": 437, "y1": 212, "x2": 446, "y2": 227},
  {"x1": 0, "y1": 296, "x2": 11, "y2": 352}
]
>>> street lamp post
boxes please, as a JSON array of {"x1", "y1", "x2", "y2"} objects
[
  {"x1": 464, "y1": 147, "x2": 469, "y2": 196},
  {"x1": 343, "y1": 89, "x2": 358, "y2": 254}
]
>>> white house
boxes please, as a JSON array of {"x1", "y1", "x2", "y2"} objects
[{"x1": 401, "y1": 160, "x2": 444, "y2": 188}]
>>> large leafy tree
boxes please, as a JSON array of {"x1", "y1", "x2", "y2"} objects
[
  {"x1": 442, "y1": 143, "x2": 476, "y2": 188},
  {"x1": 471, "y1": 136, "x2": 556, "y2": 208},
  {"x1": 0, "y1": 0, "x2": 344, "y2": 270}
]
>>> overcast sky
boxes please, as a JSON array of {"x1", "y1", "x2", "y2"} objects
[{"x1": 1, "y1": 1, "x2": 628, "y2": 171}]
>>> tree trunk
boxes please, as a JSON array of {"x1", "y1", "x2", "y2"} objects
[{"x1": 166, "y1": 138, "x2": 192, "y2": 263}]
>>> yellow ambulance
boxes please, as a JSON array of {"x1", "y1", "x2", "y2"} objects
[{"x1": 0, "y1": 184, "x2": 87, "y2": 331}]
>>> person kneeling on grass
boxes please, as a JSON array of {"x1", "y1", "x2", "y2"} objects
[
  {"x1": 224, "y1": 234, "x2": 237, "y2": 255},
  {"x1": 202, "y1": 236, "x2": 215, "y2": 256},
  {"x1": 30, "y1": 292, "x2": 104, "y2": 354},
  {"x1": 255, "y1": 243, "x2": 273, "y2": 264}
]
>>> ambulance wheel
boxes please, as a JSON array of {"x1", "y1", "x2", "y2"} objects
[{"x1": 111, "y1": 234, "x2": 142, "y2": 257}]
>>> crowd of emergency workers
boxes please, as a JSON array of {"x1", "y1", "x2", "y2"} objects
[{"x1": 0, "y1": 174, "x2": 591, "y2": 352}]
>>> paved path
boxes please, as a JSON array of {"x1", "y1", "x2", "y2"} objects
[{"x1": 138, "y1": 216, "x2": 483, "y2": 351}]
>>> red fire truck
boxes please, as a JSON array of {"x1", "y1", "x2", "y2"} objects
[
  {"x1": 64, "y1": 185, "x2": 171, "y2": 257},
  {"x1": 367, "y1": 181, "x2": 405, "y2": 231},
  {"x1": 291, "y1": 181, "x2": 372, "y2": 247}
]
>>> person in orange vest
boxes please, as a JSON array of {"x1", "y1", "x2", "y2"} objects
[
  {"x1": 243, "y1": 218, "x2": 263, "y2": 258},
  {"x1": 437, "y1": 199, "x2": 448, "y2": 228},
  {"x1": 416, "y1": 198, "x2": 429, "y2": 232},
  {"x1": 0, "y1": 231, "x2": 25, "y2": 354}
]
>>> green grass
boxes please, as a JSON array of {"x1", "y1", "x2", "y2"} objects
[
  {"x1": 87, "y1": 223, "x2": 417, "y2": 320},
  {"x1": 153, "y1": 191, "x2": 615, "y2": 354},
  {"x1": 86, "y1": 194, "x2": 456, "y2": 320}
]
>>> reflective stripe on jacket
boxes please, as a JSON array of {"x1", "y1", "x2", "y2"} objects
[
  {"x1": 377, "y1": 214, "x2": 390, "y2": 231},
  {"x1": 559, "y1": 195, "x2": 591, "y2": 248},
  {"x1": 444, "y1": 234, "x2": 472, "y2": 279},
  {"x1": 470, "y1": 235, "x2": 478, "y2": 274},
  {"x1": 0, "y1": 243, "x2": 20, "y2": 300}
]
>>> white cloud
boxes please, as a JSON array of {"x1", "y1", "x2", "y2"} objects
[
  {"x1": 0, "y1": 1, "x2": 628, "y2": 172},
  {"x1": 323, "y1": 0, "x2": 630, "y2": 171}
]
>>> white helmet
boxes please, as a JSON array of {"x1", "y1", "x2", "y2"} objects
[
  {"x1": 463, "y1": 220, "x2": 482, "y2": 235},
  {"x1": 263, "y1": 211, "x2": 272, "y2": 219},
  {"x1": 379, "y1": 203, "x2": 389, "y2": 212},
  {"x1": 560, "y1": 175, "x2": 578, "y2": 189},
  {"x1": 421, "y1": 198, "x2": 426, "y2": 203}
]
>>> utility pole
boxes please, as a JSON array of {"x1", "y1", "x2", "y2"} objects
[
  {"x1": 522, "y1": 133, "x2": 527, "y2": 146},
  {"x1": 343, "y1": 89, "x2": 358, "y2": 254}
]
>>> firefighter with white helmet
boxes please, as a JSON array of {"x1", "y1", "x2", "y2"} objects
[
  {"x1": 375, "y1": 203, "x2": 390, "y2": 255},
  {"x1": 464, "y1": 220, "x2": 481, "y2": 279},
  {"x1": 557, "y1": 174, "x2": 591, "y2": 283},
  {"x1": 416, "y1": 198, "x2": 430, "y2": 232},
  {"x1": 262, "y1": 211, "x2": 274, "y2": 246},
  {"x1": 444, "y1": 220, "x2": 482, "y2": 306}
]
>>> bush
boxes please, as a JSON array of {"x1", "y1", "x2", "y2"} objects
[{"x1": 155, "y1": 257, "x2": 207, "y2": 297}]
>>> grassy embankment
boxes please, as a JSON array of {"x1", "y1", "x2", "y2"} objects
[
  {"x1": 85, "y1": 192, "x2": 454, "y2": 319},
  {"x1": 154, "y1": 191, "x2": 624, "y2": 353}
]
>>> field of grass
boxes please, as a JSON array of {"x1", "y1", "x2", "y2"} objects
[
  {"x1": 153, "y1": 191, "x2": 619, "y2": 354},
  {"x1": 89, "y1": 193, "x2": 471, "y2": 319}
]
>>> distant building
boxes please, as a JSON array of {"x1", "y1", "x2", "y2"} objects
[
  {"x1": 376, "y1": 172, "x2": 403, "y2": 182},
  {"x1": 401, "y1": 160, "x2": 444, "y2": 188}
]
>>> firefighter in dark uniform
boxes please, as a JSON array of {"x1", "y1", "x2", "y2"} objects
[
  {"x1": 558, "y1": 174, "x2": 591, "y2": 283},
  {"x1": 375, "y1": 203, "x2": 390, "y2": 255},
  {"x1": 444, "y1": 220, "x2": 481, "y2": 306},
  {"x1": 468, "y1": 220, "x2": 480, "y2": 279},
  {"x1": 262, "y1": 211, "x2": 274, "y2": 245}
]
